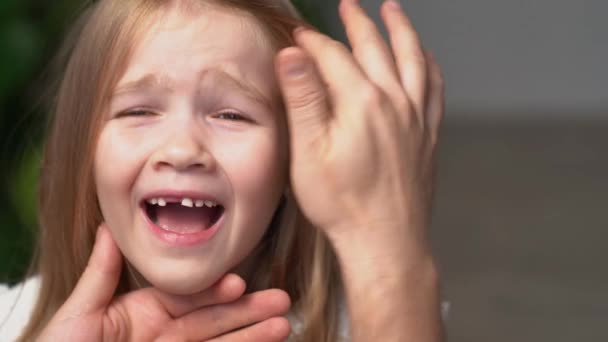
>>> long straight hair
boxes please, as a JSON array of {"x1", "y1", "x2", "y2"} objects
[{"x1": 18, "y1": 1, "x2": 341, "y2": 341}]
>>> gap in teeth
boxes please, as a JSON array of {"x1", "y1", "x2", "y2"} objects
[
  {"x1": 147, "y1": 197, "x2": 217, "y2": 208},
  {"x1": 148, "y1": 201, "x2": 224, "y2": 232}
]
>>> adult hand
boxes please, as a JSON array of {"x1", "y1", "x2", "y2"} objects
[
  {"x1": 275, "y1": 0, "x2": 443, "y2": 255},
  {"x1": 38, "y1": 225, "x2": 291, "y2": 342},
  {"x1": 276, "y1": 0, "x2": 444, "y2": 340}
]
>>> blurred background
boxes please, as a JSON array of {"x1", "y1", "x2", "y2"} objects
[{"x1": 1, "y1": 0, "x2": 606, "y2": 341}]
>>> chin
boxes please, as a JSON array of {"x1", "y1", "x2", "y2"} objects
[{"x1": 142, "y1": 265, "x2": 225, "y2": 295}]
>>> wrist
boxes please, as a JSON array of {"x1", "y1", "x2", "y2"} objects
[
  {"x1": 336, "y1": 241, "x2": 439, "y2": 289},
  {"x1": 325, "y1": 220, "x2": 434, "y2": 265},
  {"x1": 335, "y1": 239, "x2": 443, "y2": 342}
]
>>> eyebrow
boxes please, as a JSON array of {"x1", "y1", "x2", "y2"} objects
[
  {"x1": 113, "y1": 74, "x2": 173, "y2": 95},
  {"x1": 112, "y1": 68, "x2": 274, "y2": 110}
]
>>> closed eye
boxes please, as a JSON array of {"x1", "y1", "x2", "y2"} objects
[
  {"x1": 214, "y1": 111, "x2": 249, "y2": 122},
  {"x1": 115, "y1": 109, "x2": 157, "y2": 118}
]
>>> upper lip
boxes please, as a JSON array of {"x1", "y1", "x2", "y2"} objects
[{"x1": 139, "y1": 189, "x2": 224, "y2": 207}]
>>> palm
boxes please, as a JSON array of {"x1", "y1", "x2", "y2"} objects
[
  {"x1": 104, "y1": 291, "x2": 172, "y2": 341},
  {"x1": 38, "y1": 227, "x2": 291, "y2": 342},
  {"x1": 39, "y1": 290, "x2": 170, "y2": 341}
]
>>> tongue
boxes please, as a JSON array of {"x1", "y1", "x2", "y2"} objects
[{"x1": 156, "y1": 204, "x2": 213, "y2": 233}]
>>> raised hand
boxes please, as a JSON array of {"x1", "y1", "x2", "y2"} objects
[
  {"x1": 276, "y1": 0, "x2": 443, "y2": 254},
  {"x1": 275, "y1": 0, "x2": 444, "y2": 340},
  {"x1": 38, "y1": 225, "x2": 290, "y2": 342}
]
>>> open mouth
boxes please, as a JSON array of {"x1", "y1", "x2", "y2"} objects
[{"x1": 142, "y1": 196, "x2": 224, "y2": 234}]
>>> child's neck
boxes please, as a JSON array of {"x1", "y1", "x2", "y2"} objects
[{"x1": 125, "y1": 261, "x2": 149, "y2": 290}]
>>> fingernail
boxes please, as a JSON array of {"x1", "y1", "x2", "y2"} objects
[
  {"x1": 284, "y1": 60, "x2": 308, "y2": 78},
  {"x1": 386, "y1": 0, "x2": 401, "y2": 9}
]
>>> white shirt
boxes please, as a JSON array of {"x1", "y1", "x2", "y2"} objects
[{"x1": 0, "y1": 277, "x2": 40, "y2": 342}]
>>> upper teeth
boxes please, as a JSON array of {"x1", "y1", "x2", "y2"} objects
[
  {"x1": 146, "y1": 197, "x2": 217, "y2": 208},
  {"x1": 182, "y1": 198, "x2": 193, "y2": 207}
]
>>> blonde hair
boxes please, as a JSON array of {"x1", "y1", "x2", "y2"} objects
[{"x1": 19, "y1": 0, "x2": 341, "y2": 341}]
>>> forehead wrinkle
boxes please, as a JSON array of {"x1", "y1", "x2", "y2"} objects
[
  {"x1": 113, "y1": 73, "x2": 176, "y2": 96},
  {"x1": 112, "y1": 5, "x2": 278, "y2": 108},
  {"x1": 112, "y1": 67, "x2": 276, "y2": 111}
]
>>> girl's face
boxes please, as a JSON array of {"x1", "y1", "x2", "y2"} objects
[{"x1": 94, "y1": 5, "x2": 288, "y2": 294}]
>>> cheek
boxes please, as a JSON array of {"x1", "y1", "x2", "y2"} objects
[
  {"x1": 215, "y1": 130, "x2": 287, "y2": 205},
  {"x1": 214, "y1": 132, "x2": 287, "y2": 257},
  {"x1": 94, "y1": 126, "x2": 149, "y2": 220}
]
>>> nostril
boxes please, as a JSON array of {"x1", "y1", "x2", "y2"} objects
[
  {"x1": 188, "y1": 162, "x2": 206, "y2": 170},
  {"x1": 152, "y1": 150, "x2": 215, "y2": 172},
  {"x1": 153, "y1": 160, "x2": 208, "y2": 172},
  {"x1": 150, "y1": 137, "x2": 214, "y2": 171}
]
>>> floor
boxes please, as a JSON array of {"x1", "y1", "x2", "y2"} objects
[{"x1": 432, "y1": 117, "x2": 608, "y2": 341}]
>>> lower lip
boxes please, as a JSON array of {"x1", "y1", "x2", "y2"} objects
[{"x1": 141, "y1": 206, "x2": 223, "y2": 247}]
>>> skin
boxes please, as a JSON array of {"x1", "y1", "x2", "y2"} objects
[
  {"x1": 94, "y1": 4, "x2": 288, "y2": 295},
  {"x1": 40, "y1": 0, "x2": 444, "y2": 340},
  {"x1": 275, "y1": 0, "x2": 444, "y2": 340},
  {"x1": 38, "y1": 227, "x2": 291, "y2": 341}
]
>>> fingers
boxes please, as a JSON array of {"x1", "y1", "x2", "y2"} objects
[
  {"x1": 339, "y1": 0, "x2": 408, "y2": 115},
  {"x1": 162, "y1": 289, "x2": 291, "y2": 341},
  {"x1": 295, "y1": 0, "x2": 431, "y2": 129},
  {"x1": 207, "y1": 317, "x2": 290, "y2": 342},
  {"x1": 275, "y1": 47, "x2": 331, "y2": 148},
  {"x1": 291, "y1": 28, "x2": 370, "y2": 109},
  {"x1": 381, "y1": 0, "x2": 428, "y2": 119},
  {"x1": 151, "y1": 273, "x2": 246, "y2": 318},
  {"x1": 60, "y1": 224, "x2": 122, "y2": 316},
  {"x1": 424, "y1": 51, "x2": 444, "y2": 143}
]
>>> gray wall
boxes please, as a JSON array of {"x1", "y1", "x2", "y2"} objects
[
  {"x1": 313, "y1": 3, "x2": 608, "y2": 341},
  {"x1": 320, "y1": 0, "x2": 607, "y2": 116}
]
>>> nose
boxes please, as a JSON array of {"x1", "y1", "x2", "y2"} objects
[{"x1": 151, "y1": 126, "x2": 215, "y2": 173}]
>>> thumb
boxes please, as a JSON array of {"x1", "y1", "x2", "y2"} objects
[
  {"x1": 275, "y1": 46, "x2": 331, "y2": 148},
  {"x1": 60, "y1": 224, "x2": 122, "y2": 316}
]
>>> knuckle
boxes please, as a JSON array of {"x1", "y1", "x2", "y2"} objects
[
  {"x1": 410, "y1": 50, "x2": 427, "y2": 69},
  {"x1": 167, "y1": 316, "x2": 187, "y2": 334},
  {"x1": 400, "y1": 109, "x2": 420, "y2": 130},
  {"x1": 354, "y1": 29, "x2": 380, "y2": 49},
  {"x1": 353, "y1": 12, "x2": 378, "y2": 32},
  {"x1": 321, "y1": 40, "x2": 352, "y2": 62},
  {"x1": 402, "y1": 114, "x2": 417, "y2": 130},
  {"x1": 103, "y1": 307, "x2": 130, "y2": 342},
  {"x1": 359, "y1": 83, "x2": 384, "y2": 108},
  {"x1": 328, "y1": 39, "x2": 348, "y2": 53},
  {"x1": 353, "y1": 42, "x2": 391, "y2": 69},
  {"x1": 319, "y1": 40, "x2": 342, "y2": 60},
  {"x1": 209, "y1": 305, "x2": 227, "y2": 332},
  {"x1": 289, "y1": 85, "x2": 326, "y2": 110},
  {"x1": 392, "y1": 93, "x2": 410, "y2": 114}
]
